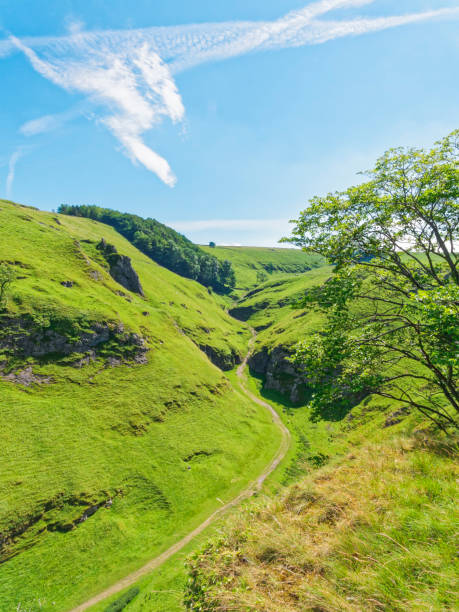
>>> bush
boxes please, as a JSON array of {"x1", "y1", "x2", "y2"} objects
[
  {"x1": 0, "y1": 262, "x2": 15, "y2": 309},
  {"x1": 104, "y1": 587, "x2": 139, "y2": 612}
]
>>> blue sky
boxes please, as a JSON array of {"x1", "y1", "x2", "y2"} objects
[{"x1": 1, "y1": 0, "x2": 458, "y2": 246}]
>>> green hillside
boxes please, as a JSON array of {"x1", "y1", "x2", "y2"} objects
[
  {"x1": 0, "y1": 200, "x2": 281, "y2": 612},
  {"x1": 1, "y1": 131, "x2": 456, "y2": 612},
  {"x1": 230, "y1": 267, "x2": 330, "y2": 336},
  {"x1": 201, "y1": 245, "x2": 324, "y2": 295},
  {"x1": 224, "y1": 268, "x2": 330, "y2": 403},
  {"x1": 97, "y1": 281, "x2": 458, "y2": 611},
  {"x1": 59, "y1": 205, "x2": 236, "y2": 292},
  {"x1": 181, "y1": 269, "x2": 459, "y2": 611}
]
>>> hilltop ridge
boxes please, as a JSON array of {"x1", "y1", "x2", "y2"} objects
[{"x1": 59, "y1": 205, "x2": 236, "y2": 292}]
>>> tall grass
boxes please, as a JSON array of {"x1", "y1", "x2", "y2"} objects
[{"x1": 186, "y1": 433, "x2": 458, "y2": 611}]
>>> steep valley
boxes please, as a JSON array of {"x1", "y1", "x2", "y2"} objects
[
  {"x1": 1, "y1": 199, "x2": 456, "y2": 612},
  {"x1": 0, "y1": 200, "x2": 283, "y2": 611}
]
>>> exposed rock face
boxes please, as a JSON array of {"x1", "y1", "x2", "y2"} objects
[
  {"x1": 384, "y1": 406, "x2": 410, "y2": 427},
  {"x1": 0, "y1": 316, "x2": 148, "y2": 365},
  {"x1": 0, "y1": 366, "x2": 52, "y2": 386},
  {"x1": 97, "y1": 239, "x2": 144, "y2": 296},
  {"x1": 249, "y1": 346, "x2": 307, "y2": 404},
  {"x1": 109, "y1": 253, "x2": 144, "y2": 296},
  {"x1": 250, "y1": 345, "x2": 369, "y2": 409},
  {"x1": 198, "y1": 344, "x2": 241, "y2": 371}
]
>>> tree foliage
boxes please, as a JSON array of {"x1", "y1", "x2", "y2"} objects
[
  {"x1": 283, "y1": 131, "x2": 459, "y2": 429},
  {"x1": 256, "y1": 269, "x2": 269, "y2": 283},
  {"x1": 0, "y1": 262, "x2": 15, "y2": 309},
  {"x1": 58, "y1": 205, "x2": 236, "y2": 291}
]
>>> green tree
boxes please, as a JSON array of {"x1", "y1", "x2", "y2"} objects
[
  {"x1": 0, "y1": 263, "x2": 15, "y2": 309},
  {"x1": 220, "y1": 259, "x2": 236, "y2": 289},
  {"x1": 283, "y1": 130, "x2": 459, "y2": 430},
  {"x1": 256, "y1": 270, "x2": 268, "y2": 284}
]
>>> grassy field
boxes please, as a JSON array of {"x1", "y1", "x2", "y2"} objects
[
  {"x1": 0, "y1": 200, "x2": 282, "y2": 611},
  {"x1": 3, "y1": 200, "x2": 452, "y2": 612},
  {"x1": 200, "y1": 245, "x2": 324, "y2": 296},
  {"x1": 88, "y1": 336, "x2": 405, "y2": 612},
  {"x1": 183, "y1": 251, "x2": 459, "y2": 611},
  {"x1": 115, "y1": 255, "x2": 458, "y2": 611}
]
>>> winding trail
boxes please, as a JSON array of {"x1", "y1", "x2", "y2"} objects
[{"x1": 70, "y1": 328, "x2": 290, "y2": 611}]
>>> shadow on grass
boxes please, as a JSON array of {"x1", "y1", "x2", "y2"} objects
[
  {"x1": 411, "y1": 431, "x2": 459, "y2": 458},
  {"x1": 248, "y1": 369, "x2": 362, "y2": 423}
]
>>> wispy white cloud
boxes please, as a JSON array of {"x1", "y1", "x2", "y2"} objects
[
  {"x1": 3, "y1": 1, "x2": 458, "y2": 185},
  {"x1": 19, "y1": 103, "x2": 88, "y2": 136},
  {"x1": 10, "y1": 35, "x2": 184, "y2": 186},
  {"x1": 64, "y1": 16, "x2": 86, "y2": 35},
  {"x1": 6, "y1": 149, "x2": 23, "y2": 198}
]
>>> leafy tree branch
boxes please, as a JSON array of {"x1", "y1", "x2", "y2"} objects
[{"x1": 283, "y1": 130, "x2": 458, "y2": 429}]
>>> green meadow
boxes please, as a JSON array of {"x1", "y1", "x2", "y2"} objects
[
  {"x1": 201, "y1": 244, "x2": 324, "y2": 296},
  {"x1": 111, "y1": 241, "x2": 458, "y2": 611}
]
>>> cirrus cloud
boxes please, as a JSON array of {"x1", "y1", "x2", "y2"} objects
[{"x1": 3, "y1": 0, "x2": 459, "y2": 187}]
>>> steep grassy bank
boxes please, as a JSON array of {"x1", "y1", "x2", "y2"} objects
[
  {"x1": 77, "y1": 253, "x2": 457, "y2": 612},
  {"x1": 88, "y1": 327, "x2": 404, "y2": 612},
  {"x1": 92, "y1": 361, "x2": 453, "y2": 612},
  {"x1": 112, "y1": 132, "x2": 458, "y2": 611},
  {"x1": 59, "y1": 205, "x2": 236, "y2": 292},
  {"x1": 186, "y1": 421, "x2": 458, "y2": 610},
  {"x1": 0, "y1": 200, "x2": 281, "y2": 611}
]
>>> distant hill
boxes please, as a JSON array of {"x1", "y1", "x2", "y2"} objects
[
  {"x1": 201, "y1": 245, "x2": 324, "y2": 294},
  {"x1": 59, "y1": 205, "x2": 236, "y2": 292}
]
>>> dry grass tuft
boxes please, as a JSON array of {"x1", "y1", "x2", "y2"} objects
[{"x1": 186, "y1": 435, "x2": 459, "y2": 611}]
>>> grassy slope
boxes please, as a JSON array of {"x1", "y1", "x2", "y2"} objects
[
  {"x1": 182, "y1": 256, "x2": 459, "y2": 611},
  {"x1": 90, "y1": 268, "x2": 338, "y2": 611},
  {"x1": 201, "y1": 245, "x2": 324, "y2": 296},
  {"x1": 0, "y1": 201, "x2": 281, "y2": 611},
  {"x1": 91, "y1": 350, "x2": 382, "y2": 612},
  {"x1": 186, "y1": 421, "x2": 458, "y2": 611},
  {"x1": 230, "y1": 267, "x2": 331, "y2": 357},
  {"x1": 97, "y1": 368, "x2": 458, "y2": 612}
]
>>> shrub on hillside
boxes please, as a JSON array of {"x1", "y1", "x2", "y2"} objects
[
  {"x1": 0, "y1": 262, "x2": 15, "y2": 309},
  {"x1": 104, "y1": 587, "x2": 139, "y2": 612}
]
